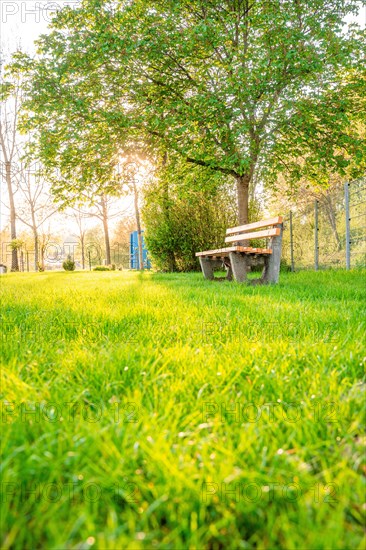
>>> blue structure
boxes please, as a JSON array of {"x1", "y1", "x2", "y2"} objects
[{"x1": 129, "y1": 231, "x2": 151, "y2": 269}]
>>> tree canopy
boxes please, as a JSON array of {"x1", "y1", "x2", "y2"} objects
[{"x1": 12, "y1": 0, "x2": 366, "y2": 222}]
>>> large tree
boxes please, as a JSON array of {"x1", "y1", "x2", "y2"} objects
[{"x1": 13, "y1": 0, "x2": 365, "y2": 223}]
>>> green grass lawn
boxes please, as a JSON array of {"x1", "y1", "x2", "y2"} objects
[{"x1": 1, "y1": 270, "x2": 365, "y2": 549}]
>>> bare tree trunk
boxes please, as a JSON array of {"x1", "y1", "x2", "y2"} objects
[
  {"x1": 39, "y1": 232, "x2": 51, "y2": 271},
  {"x1": 324, "y1": 196, "x2": 341, "y2": 251},
  {"x1": 5, "y1": 161, "x2": 19, "y2": 271},
  {"x1": 34, "y1": 230, "x2": 39, "y2": 270},
  {"x1": 236, "y1": 174, "x2": 250, "y2": 225},
  {"x1": 80, "y1": 233, "x2": 85, "y2": 269},
  {"x1": 40, "y1": 246, "x2": 45, "y2": 271},
  {"x1": 100, "y1": 195, "x2": 111, "y2": 265},
  {"x1": 73, "y1": 210, "x2": 87, "y2": 269},
  {"x1": 29, "y1": 204, "x2": 39, "y2": 270},
  {"x1": 0, "y1": 82, "x2": 23, "y2": 272},
  {"x1": 132, "y1": 179, "x2": 144, "y2": 270}
]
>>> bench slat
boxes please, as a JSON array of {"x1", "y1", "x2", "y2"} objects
[
  {"x1": 225, "y1": 227, "x2": 281, "y2": 244},
  {"x1": 196, "y1": 246, "x2": 272, "y2": 257},
  {"x1": 226, "y1": 216, "x2": 283, "y2": 235}
]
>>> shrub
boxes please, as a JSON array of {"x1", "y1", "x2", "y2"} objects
[
  {"x1": 142, "y1": 155, "x2": 262, "y2": 272},
  {"x1": 143, "y1": 164, "x2": 232, "y2": 271},
  {"x1": 93, "y1": 266, "x2": 110, "y2": 271},
  {"x1": 62, "y1": 255, "x2": 75, "y2": 271}
]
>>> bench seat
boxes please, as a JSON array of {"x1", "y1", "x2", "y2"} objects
[{"x1": 196, "y1": 246, "x2": 272, "y2": 258}]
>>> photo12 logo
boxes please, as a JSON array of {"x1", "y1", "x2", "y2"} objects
[
  {"x1": 201, "y1": 400, "x2": 338, "y2": 424},
  {"x1": 200, "y1": 320, "x2": 340, "y2": 344},
  {"x1": 201, "y1": 481, "x2": 338, "y2": 504},
  {"x1": 1, "y1": 401, "x2": 141, "y2": 424},
  {"x1": 1, "y1": 480, "x2": 140, "y2": 504},
  {"x1": 1, "y1": 1, "x2": 79, "y2": 24},
  {"x1": 1, "y1": 240, "x2": 102, "y2": 265}
]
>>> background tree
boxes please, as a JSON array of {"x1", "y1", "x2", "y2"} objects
[
  {"x1": 270, "y1": 173, "x2": 345, "y2": 253},
  {"x1": 0, "y1": 73, "x2": 22, "y2": 271},
  {"x1": 68, "y1": 207, "x2": 92, "y2": 270},
  {"x1": 270, "y1": 115, "x2": 366, "y2": 252},
  {"x1": 84, "y1": 225, "x2": 104, "y2": 268},
  {"x1": 72, "y1": 193, "x2": 125, "y2": 266},
  {"x1": 95, "y1": 194, "x2": 112, "y2": 265},
  {"x1": 112, "y1": 214, "x2": 136, "y2": 267},
  {"x1": 38, "y1": 225, "x2": 53, "y2": 271},
  {"x1": 16, "y1": 163, "x2": 58, "y2": 269}
]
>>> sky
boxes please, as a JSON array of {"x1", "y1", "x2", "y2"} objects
[{"x1": 1, "y1": 0, "x2": 78, "y2": 56}]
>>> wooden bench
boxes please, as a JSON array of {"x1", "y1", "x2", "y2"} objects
[{"x1": 195, "y1": 216, "x2": 283, "y2": 284}]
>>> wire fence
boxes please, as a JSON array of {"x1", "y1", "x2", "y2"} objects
[
  {"x1": 1, "y1": 179, "x2": 365, "y2": 273},
  {"x1": 282, "y1": 178, "x2": 366, "y2": 271}
]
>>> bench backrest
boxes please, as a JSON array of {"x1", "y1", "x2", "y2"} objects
[{"x1": 224, "y1": 216, "x2": 283, "y2": 244}]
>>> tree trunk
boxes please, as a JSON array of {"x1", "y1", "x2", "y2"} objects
[
  {"x1": 5, "y1": 161, "x2": 19, "y2": 271},
  {"x1": 80, "y1": 233, "x2": 85, "y2": 269},
  {"x1": 30, "y1": 204, "x2": 39, "y2": 270},
  {"x1": 40, "y1": 246, "x2": 45, "y2": 271},
  {"x1": 236, "y1": 174, "x2": 250, "y2": 225},
  {"x1": 34, "y1": 230, "x2": 39, "y2": 270},
  {"x1": 324, "y1": 196, "x2": 341, "y2": 251},
  {"x1": 132, "y1": 180, "x2": 144, "y2": 270},
  {"x1": 101, "y1": 195, "x2": 111, "y2": 265}
]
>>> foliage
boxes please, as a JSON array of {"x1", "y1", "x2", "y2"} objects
[
  {"x1": 62, "y1": 255, "x2": 75, "y2": 271},
  {"x1": 142, "y1": 157, "x2": 240, "y2": 271},
  {"x1": 84, "y1": 225, "x2": 105, "y2": 267},
  {"x1": 9, "y1": 239, "x2": 23, "y2": 251},
  {"x1": 11, "y1": 0, "x2": 366, "y2": 222},
  {"x1": 93, "y1": 265, "x2": 110, "y2": 271},
  {"x1": 1, "y1": 269, "x2": 365, "y2": 548}
]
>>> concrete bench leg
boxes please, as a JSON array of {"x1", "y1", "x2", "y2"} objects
[
  {"x1": 225, "y1": 263, "x2": 233, "y2": 281},
  {"x1": 199, "y1": 258, "x2": 222, "y2": 280},
  {"x1": 229, "y1": 252, "x2": 248, "y2": 283},
  {"x1": 262, "y1": 224, "x2": 283, "y2": 284}
]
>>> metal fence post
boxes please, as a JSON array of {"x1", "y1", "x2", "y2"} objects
[
  {"x1": 344, "y1": 182, "x2": 351, "y2": 270},
  {"x1": 314, "y1": 200, "x2": 319, "y2": 270},
  {"x1": 290, "y1": 211, "x2": 295, "y2": 272}
]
